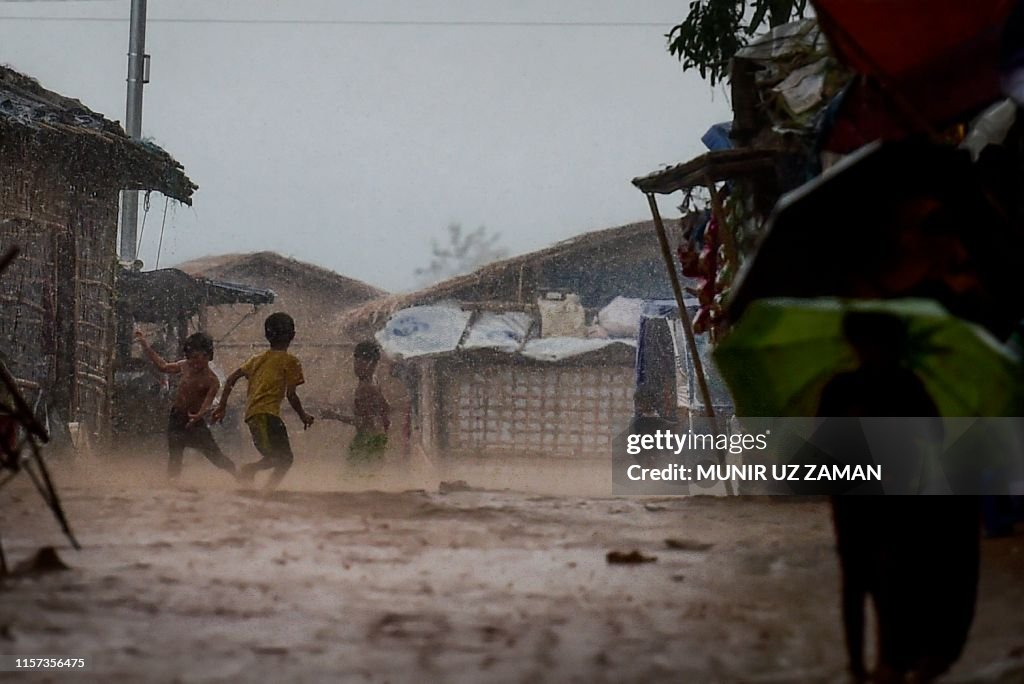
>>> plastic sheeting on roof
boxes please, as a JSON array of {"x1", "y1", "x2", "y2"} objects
[
  {"x1": 520, "y1": 337, "x2": 635, "y2": 362},
  {"x1": 375, "y1": 304, "x2": 471, "y2": 358},
  {"x1": 642, "y1": 298, "x2": 697, "y2": 319},
  {"x1": 773, "y1": 57, "x2": 830, "y2": 116},
  {"x1": 462, "y1": 312, "x2": 533, "y2": 352},
  {"x1": 735, "y1": 19, "x2": 823, "y2": 62},
  {"x1": 375, "y1": 304, "x2": 638, "y2": 361}
]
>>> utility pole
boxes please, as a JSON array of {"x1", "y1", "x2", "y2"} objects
[{"x1": 118, "y1": 0, "x2": 149, "y2": 263}]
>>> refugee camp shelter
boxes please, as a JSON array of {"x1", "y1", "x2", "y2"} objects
[
  {"x1": 177, "y1": 252, "x2": 385, "y2": 408},
  {"x1": 340, "y1": 221, "x2": 684, "y2": 460},
  {"x1": 0, "y1": 65, "x2": 195, "y2": 442}
]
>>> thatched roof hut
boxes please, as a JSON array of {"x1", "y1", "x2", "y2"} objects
[
  {"x1": 0, "y1": 65, "x2": 195, "y2": 443},
  {"x1": 0, "y1": 65, "x2": 196, "y2": 202},
  {"x1": 178, "y1": 251, "x2": 383, "y2": 307},
  {"x1": 340, "y1": 220, "x2": 680, "y2": 340}
]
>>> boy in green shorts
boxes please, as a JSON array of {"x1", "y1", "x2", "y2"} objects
[
  {"x1": 321, "y1": 340, "x2": 391, "y2": 464},
  {"x1": 211, "y1": 312, "x2": 314, "y2": 490}
]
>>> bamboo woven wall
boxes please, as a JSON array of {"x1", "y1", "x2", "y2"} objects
[
  {"x1": 72, "y1": 192, "x2": 119, "y2": 437},
  {"x1": 0, "y1": 218, "x2": 55, "y2": 387},
  {"x1": 438, "y1": 360, "x2": 634, "y2": 459},
  {"x1": 0, "y1": 135, "x2": 120, "y2": 440}
]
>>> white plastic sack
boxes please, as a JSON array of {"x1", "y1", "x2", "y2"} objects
[
  {"x1": 537, "y1": 293, "x2": 586, "y2": 338},
  {"x1": 597, "y1": 296, "x2": 645, "y2": 339}
]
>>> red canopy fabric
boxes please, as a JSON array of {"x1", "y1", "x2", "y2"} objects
[{"x1": 813, "y1": 0, "x2": 1017, "y2": 140}]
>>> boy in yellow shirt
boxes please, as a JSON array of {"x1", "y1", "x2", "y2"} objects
[{"x1": 211, "y1": 312, "x2": 314, "y2": 489}]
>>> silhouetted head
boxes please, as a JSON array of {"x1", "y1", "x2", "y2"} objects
[
  {"x1": 353, "y1": 340, "x2": 381, "y2": 380},
  {"x1": 842, "y1": 311, "x2": 907, "y2": 367},
  {"x1": 264, "y1": 312, "x2": 296, "y2": 348}
]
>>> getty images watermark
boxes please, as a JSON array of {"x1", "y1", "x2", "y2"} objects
[{"x1": 611, "y1": 418, "x2": 1024, "y2": 495}]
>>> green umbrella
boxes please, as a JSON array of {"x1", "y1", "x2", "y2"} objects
[{"x1": 714, "y1": 298, "x2": 1024, "y2": 417}]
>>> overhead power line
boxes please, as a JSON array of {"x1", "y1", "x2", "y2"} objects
[{"x1": 0, "y1": 16, "x2": 675, "y2": 27}]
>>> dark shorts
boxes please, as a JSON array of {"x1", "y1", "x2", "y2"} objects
[
  {"x1": 246, "y1": 413, "x2": 293, "y2": 464},
  {"x1": 168, "y1": 409, "x2": 219, "y2": 454},
  {"x1": 166, "y1": 408, "x2": 235, "y2": 477}
]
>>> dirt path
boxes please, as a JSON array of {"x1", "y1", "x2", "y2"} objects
[{"x1": 1, "y1": 459, "x2": 1022, "y2": 683}]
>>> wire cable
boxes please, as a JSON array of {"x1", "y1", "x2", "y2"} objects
[
  {"x1": 0, "y1": 16, "x2": 675, "y2": 27},
  {"x1": 154, "y1": 195, "x2": 168, "y2": 269}
]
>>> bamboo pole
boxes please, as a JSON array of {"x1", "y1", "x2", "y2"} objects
[
  {"x1": 0, "y1": 360, "x2": 48, "y2": 442},
  {"x1": 646, "y1": 194, "x2": 733, "y2": 495},
  {"x1": 646, "y1": 194, "x2": 718, "y2": 419}
]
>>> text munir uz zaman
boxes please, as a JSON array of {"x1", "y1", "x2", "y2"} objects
[{"x1": 624, "y1": 428, "x2": 883, "y2": 483}]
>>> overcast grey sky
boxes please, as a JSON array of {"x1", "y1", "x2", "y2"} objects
[{"x1": 0, "y1": 1, "x2": 731, "y2": 292}]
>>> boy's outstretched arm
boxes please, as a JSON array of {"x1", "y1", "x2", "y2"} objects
[
  {"x1": 134, "y1": 330, "x2": 182, "y2": 374},
  {"x1": 287, "y1": 386, "x2": 314, "y2": 429},
  {"x1": 320, "y1": 408, "x2": 355, "y2": 424},
  {"x1": 211, "y1": 368, "x2": 244, "y2": 424}
]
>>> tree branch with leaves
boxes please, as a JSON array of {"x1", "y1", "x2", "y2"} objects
[{"x1": 667, "y1": 0, "x2": 809, "y2": 85}]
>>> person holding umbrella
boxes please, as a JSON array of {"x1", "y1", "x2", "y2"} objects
[
  {"x1": 714, "y1": 298, "x2": 1024, "y2": 681},
  {"x1": 817, "y1": 310, "x2": 979, "y2": 682}
]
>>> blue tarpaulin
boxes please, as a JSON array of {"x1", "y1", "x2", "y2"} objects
[
  {"x1": 635, "y1": 299, "x2": 733, "y2": 412},
  {"x1": 701, "y1": 122, "x2": 734, "y2": 152}
]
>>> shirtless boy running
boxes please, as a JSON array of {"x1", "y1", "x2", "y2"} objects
[{"x1": 135, "y1": 330, "x2": 237, "y2": 480}]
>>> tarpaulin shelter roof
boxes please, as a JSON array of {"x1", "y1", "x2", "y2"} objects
[
  {"x1": 374, "y1": 303, "x2": 635, "y2": 362},
  {"x1": 118, "y1": 268, "x2": 275, "y2": 323},
  {"x1": 729, "y1": 18, "x2": 844, "y2": 145}
]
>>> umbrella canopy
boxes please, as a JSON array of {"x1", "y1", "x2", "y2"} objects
[
  {"x1": 813, "y1": 0, "x2": 1017, "y2": 147},
  {"x1": 714, "y1": 298, "x2": 1024, "y2": 417},
  {"x1": 726, "y1": 140, "x2": 1024, "y2": 339}
]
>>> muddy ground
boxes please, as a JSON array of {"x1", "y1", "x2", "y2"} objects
[{"x1": 1, "y1": 454, "x2": 1023, "y2": 683}]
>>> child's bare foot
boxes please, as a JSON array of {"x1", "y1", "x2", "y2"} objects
[{"x1": 236, "y1": 465, "x2": 256, "y2": 486}]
